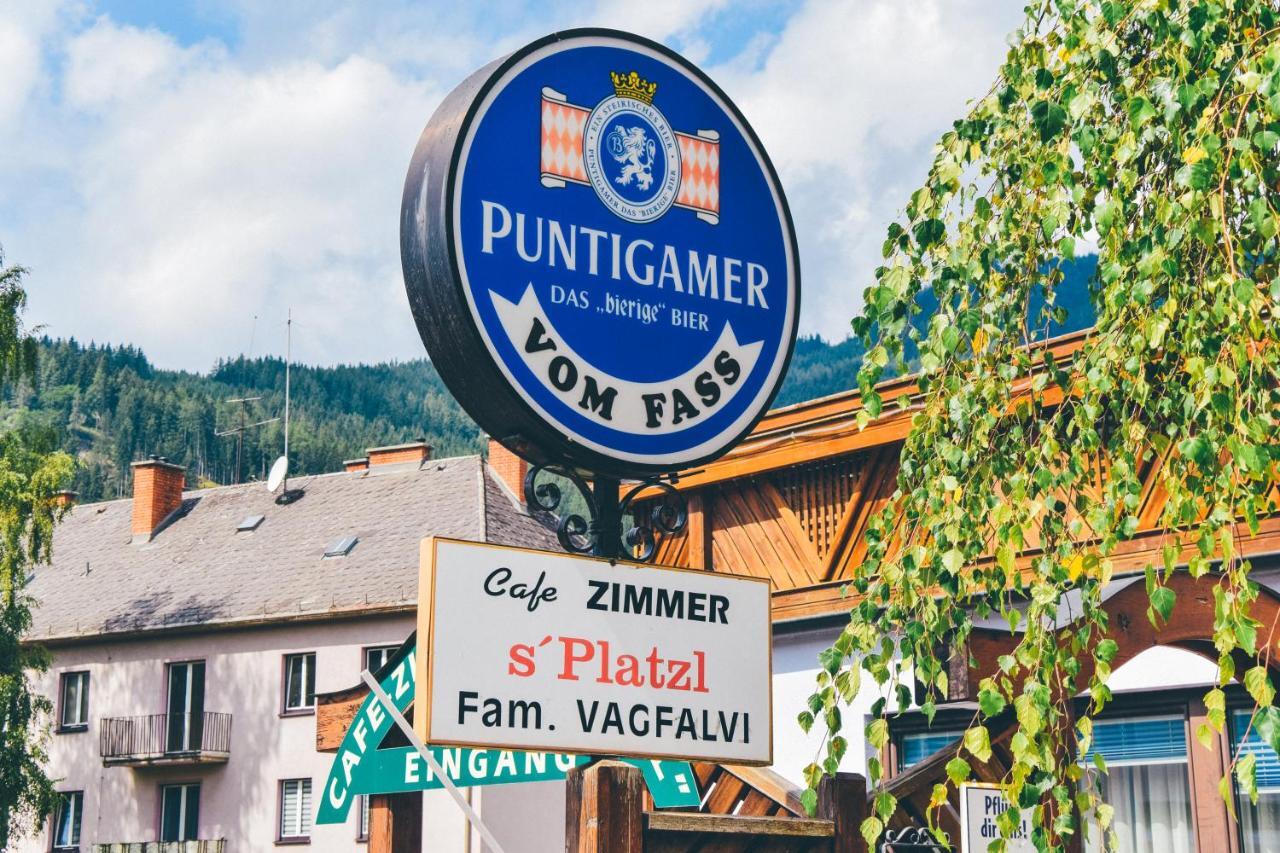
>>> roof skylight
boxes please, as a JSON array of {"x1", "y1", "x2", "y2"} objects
[
  {"x1": 237, "y1": 514, "x2": 265, "y2": 532},
  {"x1": 324, "y1": 535, "x2": 358, "y2": 558}
]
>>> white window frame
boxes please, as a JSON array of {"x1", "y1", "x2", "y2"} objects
[
  {"x1": 282, "y1": 652, "x2": 316, "y2": 714},
  {"x1": 357, "y1": 794, "x2": 371, "y2": 842},
  {"x1": 59, "y1": 671, "x2": 90, "y2": 730},
  {"x1": 160, "y1": 783, "x2": 200, "y2": 842},
  {"x1": 364, "y1": 645, "x2": 399, "y2": 675},
  {"x1": 51, "y1": 790, "x2": 83, "y2": 851}
]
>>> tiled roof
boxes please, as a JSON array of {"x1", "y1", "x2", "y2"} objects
[{"x1": 26, "y1": 455, "x2": 559, "y2": 641}]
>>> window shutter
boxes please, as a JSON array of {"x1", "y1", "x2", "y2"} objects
[
  {"x1": 1079, "y1": 716, "x2": 1189, "y2": 766},
  {"x1": 1234, "y1": 710, "x2": 1280, "y2": 793},
  {"x1": 900, "y1": 730, "x2": 963, "y2": 769}
]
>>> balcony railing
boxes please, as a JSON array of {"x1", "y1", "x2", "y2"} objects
[
  {"x1": 94, "y1": 842, "x2": 226, "y2": 853},
  {"x1": 99, "y1": 712, "x2": 232, "y2": 766}
]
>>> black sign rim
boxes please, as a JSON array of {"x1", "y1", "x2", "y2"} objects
[{"x1": 402, "y1": 27, "x2": 801, "y2": 478}]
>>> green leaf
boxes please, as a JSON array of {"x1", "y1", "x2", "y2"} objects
[
  {"x1": 1179, "y1": 435, "x2": 1212, "y2": 467},
  {"x1": 1238, "y1": 751, "x2": 1259, "y2": 805},
  {"x1": 1254, "y1": 707, "x2": 1280, "y2": 757},
  {"x1": 861, "y1": 816, "x2": 884, "y2": 846},
  {"x1": 1031, "y1": 99, "x2": 1068, "y2": 141},
  {"x1": 1095, "y1": 639, "x2": 1119, "y2": 662},
  {"x1": 1150, "y1": 585, "x2": 1176, "y2": 624},
  {"x1": 912, "y1": 218, "x2": 945, "y2": 249},
  {"x1": 800, "y1": 787, "x2": 818, "y2": 816},
  {"x1": 964, "y1": 726, "x2": 993, "y2": 763},
  {"x1": 1245, "y1": 667, "x2": 1274, "y2": 707},
  {"x1": 946, "y1": 756, "x2": 971, "y2": 785},
  {"x1": 1128, "y1": 96, "x2": 1157, "y2": 126},
  {"x1": 979, "y1": 687, "x2": 1007, "y2": 717}
]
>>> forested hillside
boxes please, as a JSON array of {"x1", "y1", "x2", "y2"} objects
[
  {"x1": 5, "y1": 342, "x2": 480, "y2": 500},
  {"x1": 3, "y1": 257, "x2": 1098, "y2": 501}
]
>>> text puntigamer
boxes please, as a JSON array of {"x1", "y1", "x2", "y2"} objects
[{"x1": 586, "y1": 579, "x2": 730, "y2": 624}]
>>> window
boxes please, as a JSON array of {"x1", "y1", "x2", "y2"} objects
[
  {"x1": 357, "y1": 795, "x2": 371, "y2": 842},
  {"x1": 59, "y1": 671, "x2": 89, "y2": 731},
  {"x1": 160, "y1": 784, "x2": 200, "y2": 842},
  {"x1": 51, "y1": 791, "x2": 82, "y2": 851},
  {"x1": 324, "y1": 535, "x2": 358, "y2": 558},
  {"x1": 283, "y1": 653, "x2": 316, "y2": 714},
  {"x1": 1233, "y1": 708, "x2": 1280, "y2": 852},
  {"x1": 898, "y1": 729, "x2": 963, "y2": 771},
  {"x1": 1080, "y1": 715, "x2": 1195, "y2": 853},
  {"x1": 364, "y1": 646, "x2": 399, "y2": 675},
  {"x1": 237, "y1": 514, "x2": 264, "y2": 532},
  {"x1": 166, "y1": 661, "x2": 206, "y2": 753},
  {"x1": 279, "y1": 779, "x2": 312, "y2": 842}
]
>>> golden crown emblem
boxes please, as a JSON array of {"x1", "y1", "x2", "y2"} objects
[{"x1": 610, "y1": 70, "x2": 657, "y2": 104}]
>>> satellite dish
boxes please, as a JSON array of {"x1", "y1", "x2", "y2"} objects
[{"x1": 267, "y1": 456, "x2": 289, "y2": 492}]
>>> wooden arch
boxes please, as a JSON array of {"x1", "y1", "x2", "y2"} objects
[{"x1": 953, "y1": 570, "x2": 1280, "y2": 704}]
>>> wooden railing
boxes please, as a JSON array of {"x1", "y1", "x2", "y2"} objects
[
  {"x1": 99, "y1": 712, "x2": 232, "y2": 764},
  {"x1": 567, "y1": 761, "x2": 867, "y2": 853}
]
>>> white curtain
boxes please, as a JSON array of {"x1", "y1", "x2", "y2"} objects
[
  {"x1": 1083, "y1": 763, "x2": 1195, "y2": 853},
  {"x1": 1239, "y1": 791, "x2": 1280, "y2": 852}
]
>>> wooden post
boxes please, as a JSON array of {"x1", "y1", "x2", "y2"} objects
[
  {"x1": 1188, "y1": 696, "x2": 1236, "y2": 851},
  {"x1": 368, "y1": 792, "x2": 423, "y2": 853},
  {"x1": 565, "y1": 760, "x2": 645, "y2": 853},
  {"x1": 687, "y1": 491, "x2": 713, "y2": 571},
  {"x1": 817, "y1": 772, "x2": 867, "y2": 853}
]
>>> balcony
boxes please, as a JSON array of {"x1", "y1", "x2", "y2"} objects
[
  {"x1": 99, "y1": 712, "x2": 232, "y2": 766},
  {"x1": 94, "y1": 842, "x2": 226, "y2": 853}
]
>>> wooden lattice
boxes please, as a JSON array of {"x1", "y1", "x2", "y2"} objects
[{"x1": 770, "y1": 455, "x2": 864, "y2": 560}]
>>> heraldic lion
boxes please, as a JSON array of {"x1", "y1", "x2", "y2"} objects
[{"x1": 606, "y1": 125, "x2": 657, "y2": 191}]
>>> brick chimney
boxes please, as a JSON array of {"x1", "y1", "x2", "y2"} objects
[
  {"x1": 367, "y1": 440, "x2": 431, "y2": 468},
  {"x1": 131, "y1": 457, "x2": 186, "y2": 542},
  {"x1": 343, "y1": 457, "x2": 369, "y2": 472},
  {"x1": 53, "y1": 490, "x2": 78, "y2": 508},
  {"x1": 488, "y1": 438, "x2": 529, "y2": 500}
]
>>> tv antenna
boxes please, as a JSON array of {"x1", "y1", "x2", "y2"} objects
[
  {"x1": 216, "y1": 398, "x2": 279, "y2": 485},
  {"x1": 272, "y1": 309, "x2": 304, "y2": 504}
]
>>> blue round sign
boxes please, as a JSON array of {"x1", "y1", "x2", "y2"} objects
[{"x1": 402, "y1": 30, "x2": 799, "y2": 475}]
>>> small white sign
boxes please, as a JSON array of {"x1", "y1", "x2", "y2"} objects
[
  {"x1": 416, "y1": 538, "x2": 773, "y2": 764},
  {"x1": 960, "y1": 784, "x2": 1036, "y2": 852}
]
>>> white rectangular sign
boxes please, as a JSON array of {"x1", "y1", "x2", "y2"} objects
[
  {"x1": 960, "y1": 783, "x2": 1035, "y2": 852},
  {"x1": 416, "y1": 538, "x2": 773, "y2": 764}
]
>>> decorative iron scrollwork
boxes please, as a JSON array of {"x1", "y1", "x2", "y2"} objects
[
  {"x1": 523, "y1": 464, "x2": 688, "y2": 561},
  {"x1": 881, "y1": 826, "x2": 945, "y2": 852}
]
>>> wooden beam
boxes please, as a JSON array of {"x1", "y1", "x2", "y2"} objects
[
  {"x1": 770, "y1": 513, "x2": 1280, "y2": 623},
  {"x1": 1187, "y1": 696, "x2": 1235, "y2": 853},
  {"x1": 630, "y1": 332, "x2": 1090, "y2": 495},
  {"x1": 566, "y1": 760, "x2": 645, "y2": 853},
  {"x1": 644, "y1": 812, "x2": 834, "y2": 838},
  {"x1": 686, "y1": 491, "x2": 712, "y2": 571}
]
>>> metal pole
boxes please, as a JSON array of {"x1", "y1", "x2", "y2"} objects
[
  {"x1": 283, "y1": 309, "x2": 291, "y2": 491},
  {"x1": 591, "y1": 476, "x2": 622, "y2": 558},
  {"x1": 359, "y1": 671, "x2": 507, "y2": 853}
]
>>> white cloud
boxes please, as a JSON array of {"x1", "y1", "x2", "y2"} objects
[
  {"x1": 0, "y1": 0, "x2": 1026, "y2": 369},
  {"x1": 710, "y1": 0, "x2": 1026, "y2": 341},
  {"x1": 64, "y1": 18, "x2": 205, "y2": 110}
]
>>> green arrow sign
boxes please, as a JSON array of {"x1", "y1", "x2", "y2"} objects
[{"x1": 315, "y1": 643, "x2": 699, "y2": 825}]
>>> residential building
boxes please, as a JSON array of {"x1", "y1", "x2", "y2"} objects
[{"x1": 15, "y1": 440, "x2": 557, "y2": 853}]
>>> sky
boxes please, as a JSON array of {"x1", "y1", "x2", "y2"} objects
[{"x1": 0, "y1": 0, "x2": 1027, "y2": 371}]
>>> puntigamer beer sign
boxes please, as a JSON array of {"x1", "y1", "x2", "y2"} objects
[
  {"x1": 416, "y1": 538, "x2": 772, "y2": 764},
  {"x1": 402, "y1": 29, "x2": 800, "y2": 475}
]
